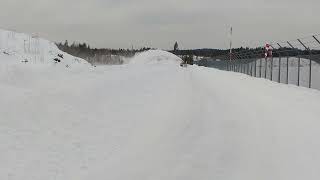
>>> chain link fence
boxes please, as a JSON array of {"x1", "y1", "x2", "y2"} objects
[{"x1": 198, "y1": 35, "x2": 320, "y2": 90}]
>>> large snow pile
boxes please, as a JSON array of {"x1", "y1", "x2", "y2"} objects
[
  {"x1": 0, "y1": 29, "x2": 89, "y2": 67},
  {"x1": 129, "y1": 50, "x2": 182, "y2": 65}
]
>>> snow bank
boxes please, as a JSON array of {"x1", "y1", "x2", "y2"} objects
[
  {"x1": 129, "y1": 50, "x2": 182, "y2": 65},
  {"x1": 0, "y1": 29, "x2": 89, "y2": 67}
]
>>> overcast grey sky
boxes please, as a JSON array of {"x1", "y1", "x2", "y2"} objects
[{"x1": 1, "y1": 0, "x2": 320, "y2": 49}]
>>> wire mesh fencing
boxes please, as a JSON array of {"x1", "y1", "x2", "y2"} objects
[{"x1": 203, "y1": 35, "x2": 320, "y2": 90}]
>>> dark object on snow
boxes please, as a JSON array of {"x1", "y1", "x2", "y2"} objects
[
  {"x1": 3, "y1": 51, "x2": 10, "y2": 55},
  {"x1": 58, "y1": 54, "x2": 64, "y2": 59},
  {"x1": 182, "y1": 54, "x2": 194, "y2": 65},
  {"x1": 180, "y1": 62, "x2": 187, "y2": 67},
  {"x1": 54, "y1": 58, "x2": 61, "y2": 63},
  {"x1": 21, "y1": 59, "x2": 28, "y2": 63}
]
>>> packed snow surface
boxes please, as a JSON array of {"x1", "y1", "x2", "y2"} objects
[{"x1": 1, "y1": 42, "x2": 320, "y2": 179}]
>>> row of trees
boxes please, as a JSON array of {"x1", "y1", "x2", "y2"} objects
[
  {"x1": 56, "y1": 41, "x2": 152, "y2": 65},
  {"x1": 171, "y1": 42, "x2": 229, "y2": 58}
]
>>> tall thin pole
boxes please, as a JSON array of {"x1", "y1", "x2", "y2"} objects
[{"x1": 229, "y1": 27, "x2": 233, "y2": 61}]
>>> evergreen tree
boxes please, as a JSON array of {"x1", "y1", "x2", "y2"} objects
[
  {"x1": 174, "y1": 42, "x2": 179, "y2": 51},
  {"x1": 64, "y1": 40, "x2": 69, "y2": 47}
]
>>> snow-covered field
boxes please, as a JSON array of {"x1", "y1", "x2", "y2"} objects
[{"x1": 1, "y1": 30, "x2": 320, "y2": 180}]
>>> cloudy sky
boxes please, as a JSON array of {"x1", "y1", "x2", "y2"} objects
[{"x1": 1, "y1": 0, "x2": 320, "y2": 49}]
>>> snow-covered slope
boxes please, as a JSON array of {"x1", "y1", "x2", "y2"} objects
[
  {"x1": 1, "y1": 43, "x2": 320, "y2": 180},
  {"x1": 0, "y1": 29, "x2": 89, "y2": 67}
]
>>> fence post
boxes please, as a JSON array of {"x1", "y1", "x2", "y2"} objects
[
  {"x1": 286, "y1": 56, "x2": 289, "y2": 84},
  {"x1": 245, "y1": 61, "x2": 247, "y2": 74},
  {"x1": 225, "y1": 61, "x2": 227, "y2": 71},
  {"x1": 276, "y1": 43, "x2": 283, "y2": 84},
  {"x1": 309, "y1": 52, "x2": 312, "y2": 88},
  {"x1": 298, "y1": 56, "x2": 300, "y2": 86},
  {"x1": 243, "y1": 62, "x2": 245, "y2": 74},
  {"x1": 287, "y1": 41, "x2": 301, "y2": 87},
  {"x1": 265, "y1": 58, "x2": 267, "y2": 79},
  {"x1": 243, "y1": 61, "x2": 244, "y2": 74},
  {"x1": 236, "y1": 61, "x2": 238, "y2": 72},
  {"x1": 312, "y1": 36, "x2": 320, "y2": 87},
  {"x1": 242, "y1": 61, "x2": 244, "y2": 74},
  {"x1": 297, "y1": 39, "x2": 312, "y2": 88},
  {"x1": 237, "y1": 62, "x2": 239, "y2": 72},
  {"x1": 278, "y1": 55, "x2": 281, "y2": 83},
  {"x1": 243, "y1": 61, "x2": 245, "y2": 73},
  {"x1": 250, "y1": 61, "x2": 253, "y2": 76},
  {"x1": 236, "y1": 60, "x2": 239, "y2": 72},
  {"x1": 243, "y1": 61, "x2": 245, "y2": 74},
  {"x1": 260, "y1": 59, "x2": 262, "y2": 78},
  {"x1": 254, "y1": 59, "x2": 257, "y2": 77},
  {"x1": 245, "y1": 62, "x2": 247, "y2": 75},
  {"x1": 244, "y1": 60, "x2": 248, "y2": 74},
  {"x1": 246, "y1": 62, "x2": 248, "y2": 75},
  {"x1": 270, "y1": 57, "x2": 273, "y2": 81}
]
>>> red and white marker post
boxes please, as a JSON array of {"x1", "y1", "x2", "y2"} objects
[{"x1": 265, "y1": 44, "x2": 273, "y2": 58}]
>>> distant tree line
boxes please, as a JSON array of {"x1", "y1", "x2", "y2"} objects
[
  {"x1": 171, "y1": 49, "x2": 229, "y2": 58},
  {"x1": 171, "y1": 41, "x2": 320, "y2": 60},
  {"x1": 56, "y1": 40, "x2": 153, "y2": 65},
  {"x1": 229, "y1": 47, "x2": 320, "y2": 60},
  {"x1": 172, "y1": 47, "x2": 320, "y2": 60}
]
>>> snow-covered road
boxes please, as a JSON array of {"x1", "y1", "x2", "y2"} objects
[{"x1": 1, "y1": 51, "x2": 320, "y2": 180}]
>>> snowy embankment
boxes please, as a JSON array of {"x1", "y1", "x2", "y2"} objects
[
  {"x1": 1, "y1": 32, "x2": 320, "y2": 179},
  {"x1": 0, "y1": 29, "x2": 89, "y2": 67}
]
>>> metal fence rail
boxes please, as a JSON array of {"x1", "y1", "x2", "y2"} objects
[{"x1": 205, "y1": 35, "x2": 320, "y2": 90}]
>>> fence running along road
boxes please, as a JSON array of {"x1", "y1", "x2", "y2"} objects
[{"x1": 198, "y1": 35, "x2": 320, "y2": 90}]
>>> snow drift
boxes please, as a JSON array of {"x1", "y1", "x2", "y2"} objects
[
  {"x1": 129, "y1": 50, "x2": 182, "y2": 65},
  {"x1": 0, "y1": 29, "x2": 89, "y2": 67}
]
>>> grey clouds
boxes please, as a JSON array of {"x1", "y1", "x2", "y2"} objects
[{"x1": 1, "y1": 0, "x2": 319, "y2": 49}]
